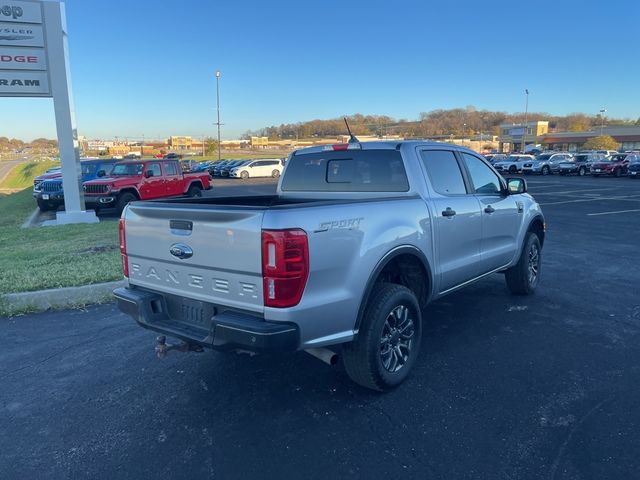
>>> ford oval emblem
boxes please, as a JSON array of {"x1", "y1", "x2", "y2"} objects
[{"x1": 169, "y1": 243, "x2": 193, "y2": 259}]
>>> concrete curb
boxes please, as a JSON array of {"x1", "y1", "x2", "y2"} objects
[
  {"x1": 2, "y1": 279, "x2": 125, "y2": 315},
  {"x1": 21, "y1": 207, "x2": 41, "y2": 229}
]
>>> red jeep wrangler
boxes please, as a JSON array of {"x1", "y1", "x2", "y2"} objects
[{"x1": 83, "y1": 159, "x2": 211, "y2": 213}]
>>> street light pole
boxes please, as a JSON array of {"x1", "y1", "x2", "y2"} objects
[
  {"x1": 599, "y1": 108, "x2": 606, "y2": 136},
  {"x1": 463, "y1": 123, "x2": 466, "y2": 146},
  {"x1": 522, "y1": 89, "x2": 529, "y2": 153},
  {"x1": 215, "y1": 70, "x2": 221, "y2": 161}
]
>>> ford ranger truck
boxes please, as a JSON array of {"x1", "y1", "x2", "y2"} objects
[
  {"x1": 114, "y1": 141, "x2": 545, "y2": 391},
  {"x1": 83, "y1": 159, "x2": 211, "y2": 214}
]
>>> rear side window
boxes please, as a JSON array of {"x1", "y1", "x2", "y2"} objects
[
  {"x1": 281, "y1": 150, "x2": 409, "y2": 192},
  {"x1": 164, "y1": 162, "x2": 178, "y2": 175},
  {"x1": 420, "y1": 150, "x2": 467, "y2": 195}
]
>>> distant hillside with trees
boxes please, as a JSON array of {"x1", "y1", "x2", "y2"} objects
[{"x1": 246, "y1": 108, "x2": 640, "y2": 140}]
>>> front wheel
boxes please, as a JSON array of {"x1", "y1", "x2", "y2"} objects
[
  {"x1": 615, "y1": 168, "x2": 622, "y2": 177},
  {"x1": 240, "y1": 171, "x2": 249, "y2": 180},
  {"x1": 37, "y1": 199, "x2": 53, "y2": 212},
  {"x1": 509, "y1": 165, "x2": 517, "y2": 174},
  {"x1": 542, "y1": 166, "x2": 550, "y2": 176},
  {"x1": 578, "y1": 167, "x2": 586, "y2": 176},
  {"x1": 116, "y1": 192, "x2": 137, "y2": 215},
  {"x1": 505, "y1": 232, "x2": 541, "y2": 295},
  {"x1": 271, "y1": 169, "x2": 280, "y2": 178},
  {"x1": 342, "y1": 283, "x2": 422, "y2": 391}
]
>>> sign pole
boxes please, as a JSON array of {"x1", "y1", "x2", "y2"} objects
[{"x1": 42, "y1": 0, "x2": 96, "y2": 224}]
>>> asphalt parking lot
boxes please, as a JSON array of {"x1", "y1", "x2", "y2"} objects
[{"x1": 2, "y1": 174, "x2": 639, "y2": 479}]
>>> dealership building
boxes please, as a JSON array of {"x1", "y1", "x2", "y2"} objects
[{"x1": 542, "y1": 126, "x2": 640, "y2": 152}]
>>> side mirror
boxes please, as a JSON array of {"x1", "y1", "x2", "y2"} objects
[
  {"x1": 506, "y1": 177, "x2": 527, "y2": 194},
  {"x1": 97, "y1": 170, "x2": 106, "y2": 177},
  {"x1": 144, "y1": 170, "x2": 154, "y2": 178}
]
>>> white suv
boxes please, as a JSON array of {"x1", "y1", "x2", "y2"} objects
[{"x1": 229, "y1": 159, "x2": 283, "y2": 179}]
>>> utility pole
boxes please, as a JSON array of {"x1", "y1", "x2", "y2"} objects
[
  {"x1": 599, "y1": 108, "x2": 607, "y2": 136},
  {"x1": 215, "y1": 71, "x2": 221, "y2": 160},
  {"x1": 522, "y1": 89, "x2": 529, "y2": 153}
]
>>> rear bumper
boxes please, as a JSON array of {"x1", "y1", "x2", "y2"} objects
[{"x1": 114, "y1": 286, "x2": 300, "y2": 352}]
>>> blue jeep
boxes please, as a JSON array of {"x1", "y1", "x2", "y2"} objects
[{"x1": 36, "y1": 158, "x2": 118, "y2": 212}]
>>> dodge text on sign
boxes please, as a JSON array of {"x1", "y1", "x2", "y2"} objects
[{"x1": 0, "y1": 46, "x2": 45, "y2": 69}]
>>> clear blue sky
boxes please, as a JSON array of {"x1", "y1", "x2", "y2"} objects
[{"x1": 2, "y1": 0, "x2": 639, "y2": 141}]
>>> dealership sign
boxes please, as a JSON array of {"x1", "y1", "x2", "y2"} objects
[
  {"x1": 0, "y1": 1, "x2": 97, "y2": 224},
  {"x1": 0, "y1": 1, "x2": 49, "y2": 95}
]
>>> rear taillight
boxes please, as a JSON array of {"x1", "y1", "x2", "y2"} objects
[
  {"x1": 261, "y1": 229, "x2": 309, "y2": 308},
  {"x1": 118, "y1": 218, "x2": 129, "y2": 277}
]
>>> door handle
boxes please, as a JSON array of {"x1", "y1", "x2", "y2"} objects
[
  {"x1": 484, "y1": 205, "x2": 495, "y2": 214},
  {"x1": 442, "y1": 207, "x2": 456, "y2": 217}
]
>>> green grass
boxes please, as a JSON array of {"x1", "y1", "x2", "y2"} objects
[
  {"x1": 0, "y1": 189, "x2": 121, "y2": 300},
  {"x1": 0, "y1": 160, "x2": 59, "y2": 189}
]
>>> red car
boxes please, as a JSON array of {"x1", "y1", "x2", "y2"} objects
[
  {"x1": 590, "y1": 153, "x2": 633, "y2": 177},
  {"x1": 83, "y1": 159, "x2": 211, "y2": 213}
]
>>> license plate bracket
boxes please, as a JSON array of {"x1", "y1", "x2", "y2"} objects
[{"x1": 166, "y1": 297, "x2": 216, "y2": 330}]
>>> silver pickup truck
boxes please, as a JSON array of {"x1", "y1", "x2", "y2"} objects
[{"x1": 114, "y1": 141, "x2": 545, "y2": 391}]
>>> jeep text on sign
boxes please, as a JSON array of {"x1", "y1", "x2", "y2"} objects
[
  {"x1": 0, "y1": 46, "x2": 45, "y2": 69},
  {"x1": 0, "y1": 1, "x2": 42, "y2": 24},
  {"x1": 0, "y1": 69, "x2": 49, "y2": 94},
  {"x1": 0, "y1": 21, "x2": 44, "y2": 47}
]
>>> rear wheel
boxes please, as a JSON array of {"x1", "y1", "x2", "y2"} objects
[
  {"x1": 578, "y1": 167, "x2": 586, "y2": 176},
  {"x1": 187, "y1": 185, "x2": 202, "y2": 197},
  {"x1": 505, "y1": 232, "x2": 541, "y2": 295},
  {"x1": 615, "y1": 168, "x2": 622, "y2": 177},
  {"x1": 509, "y1": 165, "x2": 517, "y2": 174},
  {"x1": 342, "y1": 283, "x2": 422, "y2": 391},
  {"x1": 541, "y1": 166, "x2": 550, "y2": 176},
  {"x1": 271, "y1": 169, "x2": 280, "y2": 178},
  {"x1": 240, "y1": 171, "x2": 249, "y2": 180},
  {"x1": 116, "y1": 192, "x2": 137, "y2": 215}
]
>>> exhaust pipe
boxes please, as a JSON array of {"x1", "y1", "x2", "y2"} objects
[{"x1": 305, "y1": 347, "x2": 338, "y2": 366}]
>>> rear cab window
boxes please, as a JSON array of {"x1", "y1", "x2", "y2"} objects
[{"x1": 281, "y1": 150, "x2": 409, "y2": 192}]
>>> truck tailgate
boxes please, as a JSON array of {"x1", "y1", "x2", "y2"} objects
[{"x1": 124, "y1": 202, "x2": 265, "y2": 313}]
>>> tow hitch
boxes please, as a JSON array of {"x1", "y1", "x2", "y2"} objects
[{"x1": 155, "y1": 335, "x2": 204, "y2": 359}]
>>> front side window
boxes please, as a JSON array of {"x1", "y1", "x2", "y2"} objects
[
  {"x1": 148, "y1": 163, "x2": 161, "y2": 177},
  {"x1": 112, "y1": 163, "x2": 144, "y2": 176},
  {"x1": 463, "y1": 153, "x2": 502, "y2": 195},
  {"x1": 420, "y1": 150, "x2": 467, "y2": 195}
]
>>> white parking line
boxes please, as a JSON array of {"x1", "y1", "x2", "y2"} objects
[
  {"x1": 540, "y1": 195, "x2": 640, "y2": 206},
  {"x1": 587, "y1": 209, "x2": 640, "y2": 216},
  {"x1": 533, "y1": 187, "x2": 619, "y2": 196}
]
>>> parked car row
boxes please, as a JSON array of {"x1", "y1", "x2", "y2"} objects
[
  {"x1": 33, "y1": 158, "x2": 211, "y2": 213},
  {"x1": 483, "y1": 151, "x2": 640, "y2": 178},
  {"x1": 207, "y1": 158, "x2": 284, "y2": 179}
]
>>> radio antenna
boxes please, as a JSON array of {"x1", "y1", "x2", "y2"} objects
[{"x1": 344, "y1": 117, "x2": 360, "y2": 144}]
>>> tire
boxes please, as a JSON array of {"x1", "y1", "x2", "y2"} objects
[
  {"x1": 505, "y1": 232, "x2": 541, "y2": 295},
  {"x1": 614, "y1": 168, "x2": 622, "y2": 177},
  {"x1": 240, "y1": 171, "x2": 249, "y2": 180},
  {"x1": 578, "y1": 167, "x2": 586, "y2": 176},
  {"x1": 37, "y1": 199, "x2": 52, "y2": 212},
  {"x1": 271, "y1": 169, "x2": 280, "y2": 178},
  {"x1": 116, "y1": 192, "x2": 137, "y2": 215},
  {"x1": 342, "y1": 283, "x2": 422, "y2": 391},
  {"x1": 187, "y1": 185, "x2": 202, "y2": 197},
  {"x1": 508, "y1": 165, "x2": 517, "y2": 174},
  {"x1": 541, "y1": 166, "x2": 550, "y2": 176}
]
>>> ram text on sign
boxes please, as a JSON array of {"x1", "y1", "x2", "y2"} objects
[
  {"x1": 0, "y1": 69, "x2": 49, "y2": 95},
  {"x1": 0, "y1": 1, "x2": 42, "y2": 24},
  {"x1": 0, "y1": 21, "x2": 44, "y2": 47},
  {"x1": 0, "y1": 46, "x2": 45, "y2": 70}
]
